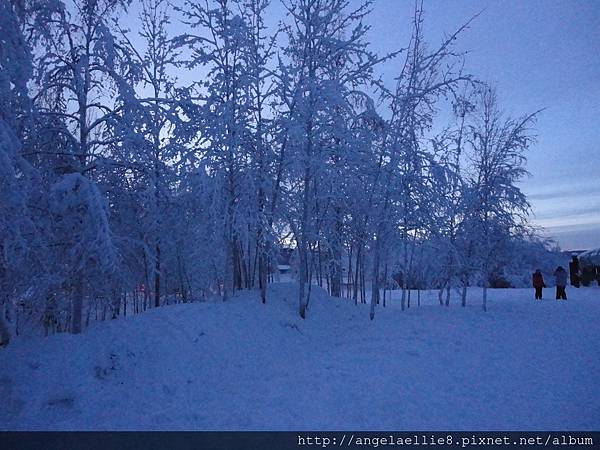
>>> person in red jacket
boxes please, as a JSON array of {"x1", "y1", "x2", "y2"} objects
[{"x1": 532, "y1": 269, "x2": 545, "y2": 300}]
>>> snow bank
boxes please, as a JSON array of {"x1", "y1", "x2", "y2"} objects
[{"x1": 1, "y1": 283, "x2": 599, "y2": 430}]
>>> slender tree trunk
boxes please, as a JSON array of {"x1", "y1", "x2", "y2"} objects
[
  {"x1": 0, "y1": 260, "x2": 11, "y2": 345},
  {"x1": 72, "y1": 275, "x2": 84, "y2": 334},
  {"x1": 330, "y1": 215, "x2": 343, "y2": 297},
  {"x1": 306, "y1": 265, "x2": 314, "y2": 310},
  {"x1": 317, "y1": 242, "x2": 323, "y2": 288},
  {"x1": 0, "y1": 302, "x2": 10, "y2": 346},
  {"x1": 298, "y1": 247, "x2": 307, "y2": 318},
  {"x1": 482, "y1": 256, "x2": 489, "y2": 311},
  {"x1": 259, "y1": 249, "x2": 267, "y2": 304},
  {"x1": 370, "y1": 240, "x2": 381, "y2": 320},
  {"x1": 246, "y1": 236, "x2": 252, "y2": 289},
  {"x1": 154, "y1": 244, "x2": 161, "y2": 307},
  {"x1": 401, "y1": 286, "x2": 407, "y2": 312},
  {"x1": 142, "y1": 251, "x2": 149, "y2": 311},
  {"x1": 361, "y1": 260, "x2": 366, "y2": 304},
  {"x1": 353, "y1": 246, "x2": 361, "y2": 305},
  {"x1": 298, "y1": 167, "x2": 311, "y2": 319},
  {"x1": 251, "y1": 239, "x2": 259, "y2": 289},
  {"x1": 347, "y1": 245, "x2": 353, "y2": 299},
  {"x1": 482, "y1": 284, "x2": 488, "y2": 312},
  {"x1": 382, "y1": 262, "x2": 388, "y2": 307}
]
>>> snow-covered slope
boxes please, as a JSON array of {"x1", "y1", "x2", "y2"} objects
[{"x1": 1, "y1": 284, "x2": 599, "y2": 430}]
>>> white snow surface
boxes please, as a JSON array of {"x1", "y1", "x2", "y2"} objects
[{"x1": 1, "y1": 283, "x2": 599, "y2": 430}]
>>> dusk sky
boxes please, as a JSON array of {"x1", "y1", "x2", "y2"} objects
[
  {"x1": 364, "y1": 0, "x2": 600, "y2": 251},
  {"x1": 126, "y1": 0, "x2": 600, "y2": 250}
]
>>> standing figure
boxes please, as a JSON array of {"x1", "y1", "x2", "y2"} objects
[
  {"x1": 532, "y1": 269, "x2": 545, "y2": 300},
  {"x1": 553, "y1": 266, "x2": 568, "y2": 300}
]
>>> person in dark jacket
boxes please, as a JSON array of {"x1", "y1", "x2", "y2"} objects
[
  {"x1": 553, "y1": 266, "x2": 568, "y2": 300},
  {"x1": 532, "y1": 269, "x2": 545, "y2": 300}
]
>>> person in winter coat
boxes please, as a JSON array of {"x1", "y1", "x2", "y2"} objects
[
  {"x1": 553, "y1": 266, "x2": 568, "y2": 300},
  {"x1": 532, "y1": 269, "x2": 545, "y2": 300}
]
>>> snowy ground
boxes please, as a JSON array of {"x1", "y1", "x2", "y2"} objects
[{"x1": 1, "y1": 283, "x2": 599, "y2": 430}]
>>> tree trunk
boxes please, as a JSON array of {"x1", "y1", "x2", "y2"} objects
[
  {"x1": 482, "y1": 284, "x2": 488, "y2": 312},
  {"x1": 353, "y1": 247, "x2": 361, "y2": 305},
  {"x1": 298, "y1": 162, "x2": 311, "y2": 318},
  {"x1": 0, "y1": 302, "x2": 10, "y2": 346},
  {"x1": 154, "y1": 244, "x2": 161, "y2": 307},
  {"x1": 370, "y1": 241, "x2": 381, "y2": 320},
  {"x1": 0, "y1": 260, "x2": 11, "y2": 346},
  {"x1": 298, "y1": 247, "x2": 307, "y2": 319},
  {"x1": 72, "y1": 276, "x2": 84, "y2": 334},
  {"x1": 259, "y1": 252, "x2": 267, "y2": 304},
  {"x1": 347, "y1": 245, "x2": 353, "y2": 299},
  {"x1": 361, "y1": 262, "x2": 366, "y2": 304},
  {"x1": 330, "y1": 216, "x2": 343, "y2": 297},
  {"x1": 401, "y1": 286, "x2": 406, "y2": 311},
  {"x1": 383, "y1": 261, "x2": 388, "y2": 308}
]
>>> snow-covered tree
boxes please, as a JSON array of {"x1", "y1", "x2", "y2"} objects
[
  {"x1": 0, "y1": 0, "x2": 37, "y2": 345},
  {"x1": 369, "y1": 4, "x2": 473, "y2": 319},
  {"x1": 27, "y1": 0, "x2": 133, "y2": 332},
  {"x1": 464, "y1": 86, "x2": 539, "y2": 311},
  {"x1": 277, "y1": 0, "x2": 385, "y2": 318},
  {"x1": 176, "y1": 0, "x2": 256, "y2": 301},
  {"x1": 109, "y1": 0, "x2": 191, "y2": 308}
]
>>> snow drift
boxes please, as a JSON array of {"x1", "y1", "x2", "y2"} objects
[{"x1": 1, "y1": 283, "x2": 599, "y2": 430}]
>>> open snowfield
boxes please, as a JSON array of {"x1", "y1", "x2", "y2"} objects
[{"x1": 1, "y1": 283, "x2": 599, "y2": 430}]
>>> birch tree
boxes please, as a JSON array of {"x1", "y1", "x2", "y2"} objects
[
  {"x1": 465, "y1": 86, "x2": 538, "y2": 311},
  {"x1": 369, "y1": 3, "x2": 473, "y2": 319},
  {"x1": 110, "y1": 0, "x2": 188, "y2": 308},
  {"x1": 177, "y1": 0, "x2": 255, "y2": 301},
  {"x1": 29, "y1": 0, "x2": 131, "y2": 332},
  {"x1": 278, "y1": 0, "x2": 383, "y2": 318}
]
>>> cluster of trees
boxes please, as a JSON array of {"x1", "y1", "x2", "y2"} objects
[{"x1": 1, "y1": 0, "x2": 553, "y2": 345}]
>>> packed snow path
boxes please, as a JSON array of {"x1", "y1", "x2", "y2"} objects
[{"x1": 1, "y1": 284, "x2": 599, "y2": 430}]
